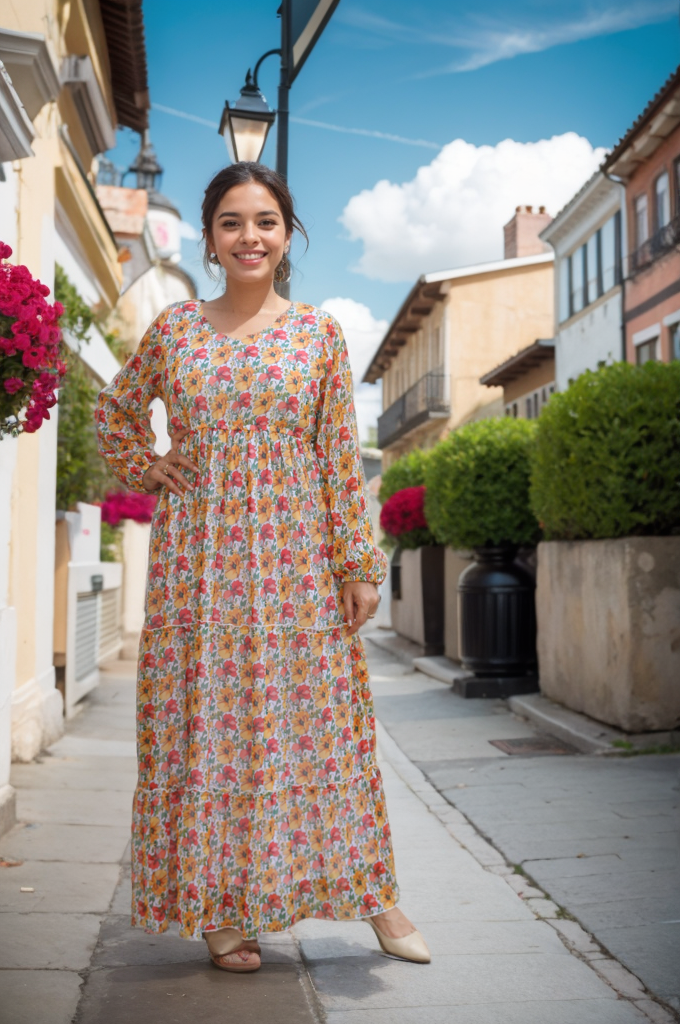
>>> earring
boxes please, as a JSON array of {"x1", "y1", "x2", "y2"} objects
[
  {"x1": 209, "y1": 253, "x2": 220, "y2": 265},
  {"x1": 275, "y1": 248, "x2": 291, "y2": 284}
]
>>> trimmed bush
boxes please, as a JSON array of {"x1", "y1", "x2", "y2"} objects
[
  {"x1": 379, "y1": 447, "x2": 432, "y2": 505},
  {"x1": 530, "y1": 361, "x2": 680, "y2": 540},
  {"x1": 425, "y1": 418, "x2": 539, "y2": 549}
]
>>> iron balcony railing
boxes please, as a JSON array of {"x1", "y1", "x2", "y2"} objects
[
  {"x1": 629, "y1": 214, "x2": 680, "y2": 275},
  {"x1": 378, "y1": 370, "x2": 450, "y2": 449}
]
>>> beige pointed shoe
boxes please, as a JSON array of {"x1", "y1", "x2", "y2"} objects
[{"x1": 367, "y1": 917, "x2": 431, "y2": 963}]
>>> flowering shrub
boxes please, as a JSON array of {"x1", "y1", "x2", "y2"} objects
[
  {"x1": 379, "y1": 485, "x2": 435, "y2": 550},
  {"x1": 0, "y1": 242, "x2": 65, "y2": 437},
  {"x1": 100, "y1": 489, "x2": 157, "y2": 526}
]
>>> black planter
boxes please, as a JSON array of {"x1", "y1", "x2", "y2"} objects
[{"x1": 456, "y1": 543, "x2": 538, "y2": 698}]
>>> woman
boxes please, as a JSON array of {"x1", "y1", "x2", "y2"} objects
[{"x1": 96, "y1": 163, "x2": 430, "y2": 972}]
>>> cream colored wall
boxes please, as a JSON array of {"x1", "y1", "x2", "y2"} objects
[
  {"x1": 1, "y1": 0, "x2": 125, "y2": 773},
  {"x1": 504, "y1": 360, "x2": 555, "y2": 406},
  {"x1": 447, "y1": 262, "x2": 554, "y2": 429}
]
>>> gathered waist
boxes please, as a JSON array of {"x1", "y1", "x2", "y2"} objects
[{"x1": 178, "y1": 423, "x2": 316, "y2": 444}]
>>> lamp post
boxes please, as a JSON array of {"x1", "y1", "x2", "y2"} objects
[{"x1": 217, "y1": 0, "x2": 340, "y2": 293}]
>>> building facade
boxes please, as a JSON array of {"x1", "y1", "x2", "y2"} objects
[
  {"x1": 480, "y1": 339, "x2": 555, "y2": 419},
  {"x1": 0, "y1": 0, "x2": 149, "y2": 835},
  {"x1": 539, "y1": 171, "x2": 625, "y2": 391},
  {"x1": 602, "y1": 67, "x2": 680, "y2": 365},
  {"x1": 364, "y1": 209, "x2": 554, "y2": 466}
]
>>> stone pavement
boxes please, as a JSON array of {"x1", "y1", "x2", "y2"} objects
[
  {"x1": 0, "y1": 644, "x2": 677, "y2": 1024},
  {"x1": 365, "y1": 637, "x2": 680, "y2": 1021}
]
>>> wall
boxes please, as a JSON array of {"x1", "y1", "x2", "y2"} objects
[
  {"x1": 504, "y1": 359, "x2": 556, "y2": 407},
  {"x1": 624, "y1": 128, "x2": 680, "y2": 363},
  {"x1": 448, "y1": 262, "x2": 554, "y2": 429},
  {"x1": 555, "y1": 289, "x2": 622, "y2": 390}
]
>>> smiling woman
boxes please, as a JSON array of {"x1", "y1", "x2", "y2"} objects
[{"x1": 95, "y1": 162, "x2": 430, "y2": 975}]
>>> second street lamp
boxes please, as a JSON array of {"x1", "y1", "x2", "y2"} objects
[{"x1": 218, "y1": 66, "x2": 276, "y2": 164}]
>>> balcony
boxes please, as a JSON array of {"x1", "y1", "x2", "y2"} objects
[
  {"x1": 629, "y1": 214, "x2": 680, "y2": 275},
  {"x1": 378, "y1": 370, "x2": 450, "y2": 449}
]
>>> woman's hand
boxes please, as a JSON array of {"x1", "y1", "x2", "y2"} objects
[
  {"x1": 341, "y1": 581, "x2": 380, "y2": 636},
  {"x1": 142, "y1": 427, "x2": 199, "y2": 496}
]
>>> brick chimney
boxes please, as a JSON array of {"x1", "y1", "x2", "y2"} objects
[{"x1": 503, "y1": 205, "x2": 553, "y2": 259}]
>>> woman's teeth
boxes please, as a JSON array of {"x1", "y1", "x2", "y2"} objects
[{"x1": 235, "y1": 253, "x2": 266, "y2": 261}]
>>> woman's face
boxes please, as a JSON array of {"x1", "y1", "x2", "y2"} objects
[{"x1": 207, "y1": 181, "x2": 291, "y2": 284}]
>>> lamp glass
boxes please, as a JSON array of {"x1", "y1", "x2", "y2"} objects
[{"x1": 229, "y1": 114, "x2": 273, "y2": 163}]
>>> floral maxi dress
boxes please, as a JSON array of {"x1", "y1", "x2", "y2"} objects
[{"x1": 96, "y1": 300, "x2": 399, "y2": 940}]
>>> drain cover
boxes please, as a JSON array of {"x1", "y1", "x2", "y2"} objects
[{"x1": 489, "y1": 736, "x2": 578, "y2": 756}]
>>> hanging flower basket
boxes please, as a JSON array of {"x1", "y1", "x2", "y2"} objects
[{"x1": 0, "y1": 242, "x2": 66, "y2": 438}]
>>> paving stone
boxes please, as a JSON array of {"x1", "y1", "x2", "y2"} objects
[
  {"x1": 0, "y1": 912, "x2": 101, "y2": 969},
  {"x1": 15, "y1": 788, "x2": 132, "y2": 828},
  {"x1": 592, "y1": 960, "x2": 648, "y2": 1000},
  {"x1": 307, "y1": 951, "x2": 625, "y2": 1011},
  {"x1": 9, "y1": 757, "x2": 137, "y2": 791},
  {"x1": 550, "y1": 919, "x2": 601, "y2": 955},
  {"x1": 323, "y1": 999, "x2": 650, "y2": 1024},
  {"x1": 0, "y1": 822, "x2": 130, "y2": 863},
  {"x1": 76, "y1": 962, "x2": 318, "y2": 1024},
  {"x1": 633, "y1": 999, "x2": 679, "y2": 1023},
  {"x1": 0, "y1": 970, "x2": 82, "y2": 1024},
  {"x1": 0, "y1": 860, "x2": 119, "y2": 913}
]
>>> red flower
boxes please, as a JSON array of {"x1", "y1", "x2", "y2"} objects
[
  {"x1": 379, "y1": 486, "x2": 429, "y2": 538},
  {"x1": 0, "y1": 242, "x2": 65, "y2": 436},
  {"x1": 99, "y1": 489, "x2": 157, "y2": 525}
]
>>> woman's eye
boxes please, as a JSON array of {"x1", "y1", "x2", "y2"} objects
[{"x1": 260, "y1": 220, "x2": 276, "y2": 227}]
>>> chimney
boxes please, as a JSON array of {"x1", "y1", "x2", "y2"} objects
[{"x1": 503, "y1": 205, "x2": 553, "y2": 259}]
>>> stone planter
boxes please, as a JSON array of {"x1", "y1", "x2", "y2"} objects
[
  {"x1": 390, "y1": 546, "x2": 445, "y2": 655},
  {"x1": 537, "y1": 537, "x2": 680, "y2": 732},
  {"x1": 444, "y1": 548, "x2": 472, "y2": 662}
]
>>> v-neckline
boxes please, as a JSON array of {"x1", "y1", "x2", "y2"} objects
[{"x1": 197, "y1": 301, "x2": 296, "y2": 343}]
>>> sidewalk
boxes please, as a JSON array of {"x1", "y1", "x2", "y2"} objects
[{"x1": 0, "y1": 644, "x2": 677, "y2": 1024}]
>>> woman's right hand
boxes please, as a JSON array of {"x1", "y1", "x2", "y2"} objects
[{"x1": 142, "y1": 426, "x2": 199, "y2": 496}]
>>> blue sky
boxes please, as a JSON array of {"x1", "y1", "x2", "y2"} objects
[{"x1": 108, "y1": 0, "x2": 679, "y2": 326}]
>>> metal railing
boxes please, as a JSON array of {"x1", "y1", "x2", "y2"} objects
[
  {"x1": 629, "y1": 214, "x2": 680, "y2": 275},
  {"x1": 378, "y1": 370, "x2": 450, "y2": 449}
]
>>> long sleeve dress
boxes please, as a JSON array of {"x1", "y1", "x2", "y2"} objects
[{"x1": 96, "y1": 300, "x2": 398, "y2": 940}]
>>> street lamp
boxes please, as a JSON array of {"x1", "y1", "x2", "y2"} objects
[{"x1": 218, "y1": 65, "x2": 276, "y2": 164}]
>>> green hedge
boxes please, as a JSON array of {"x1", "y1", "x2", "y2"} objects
[
  {"x1": 530, "y1": 361, "x2": 680, "y2": 540},
  {"x1": 424, "y1": 418, "x2": 539, "y2": 549},
  {"x1": 379, "y1": 447, "x2": 432, "y2": 505}
]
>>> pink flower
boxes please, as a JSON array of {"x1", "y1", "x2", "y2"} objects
[{"x1": 3, "y1": 377, "x2": 25, "y2": 394}]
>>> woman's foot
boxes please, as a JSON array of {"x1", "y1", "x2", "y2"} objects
[
  {"x1": 204, "y1": 928, "x2": 262, "y2": 973},
  {"x1": 369, "y1": 907, "x2": 416, "y2": 940},
  {"x1": 367, "y1": 908, "x2": 430, "y2": 964}
]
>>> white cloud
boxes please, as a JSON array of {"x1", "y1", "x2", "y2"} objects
[
  {"x1": 179, "y1": 220, "x2": 201, "y2": 241},
  {"x1": 319, "y1": 296, "x2": 387, "y2": 445},
  {"x1": 340, "y1": 132, "x2": 607, "y2": 282},
  {"x1": 337, "y1": 3, "x2": 677, "y2": 75}
]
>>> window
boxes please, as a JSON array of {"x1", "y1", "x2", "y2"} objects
[
  {"x1": 636, "y1": 337, "x2": 657, "y2": 365},
  {"x1": 525, "y1": 397, "x2": 533, "y2": 419},
  {"x1": 559, "y1": 256, "x2": 570, "y2": 322},
  {"x1": 670, "y1": 323, "x2": 680, "y2": 362},
  {"x1": 634, "y1": 194, "x2": 649, "y2": 246},
  {"x1": 655, "y1": 172, "x2": 670, "y2": 230},
  {"x1": 570, "y1": 245, "x2": 585, "y2": 314},
  {"x1": 586, "y1": 231, "x2": 600, "y2": 304},
  {"x1": 601, "y1": 213, "x2": 619, "y2": 292}
]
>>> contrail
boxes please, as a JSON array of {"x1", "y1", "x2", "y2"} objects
[{"x1": 151, "y1": 103, "x2": 441, "y2": 150}]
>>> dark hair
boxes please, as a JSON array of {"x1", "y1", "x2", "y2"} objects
[{"x1": 201, "y1": 162, "x2": 308, "y2": 278}]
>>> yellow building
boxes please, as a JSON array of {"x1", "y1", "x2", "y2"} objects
[
  {"x1": 0, "y1": 0, "x2": 149, "y2": 834},
  {"x1": 363, "y1": 208, "x2": 555, "y2": 467}
]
